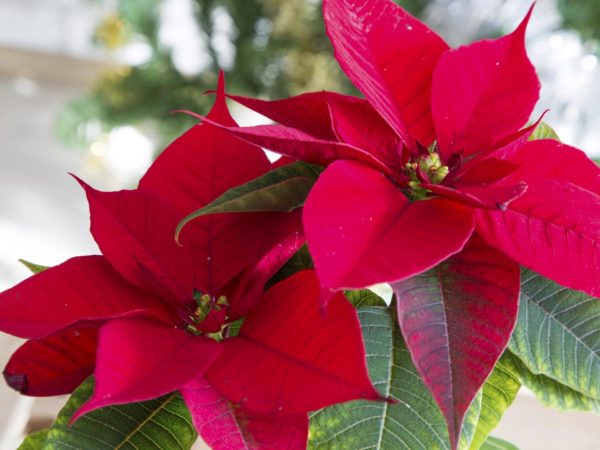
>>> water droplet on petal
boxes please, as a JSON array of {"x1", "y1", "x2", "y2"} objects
[{"x1": 405, "y1": 24, "x2": 413, "y2": 31}]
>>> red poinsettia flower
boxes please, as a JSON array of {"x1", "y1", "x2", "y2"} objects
[
  {"x1": 0, "y1": 76, "x2": 381, "y2": 449},
  {"x1": 181, "y1": 1, "x2": 600, "y2": 447}
]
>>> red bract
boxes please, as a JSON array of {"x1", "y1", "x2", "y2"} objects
[
  {"x1": 183, "y1": 1, "x2": 600, "y2": 447},
  {"x1": 0, "y1": 76, "x2": 381, "y2": 449}
]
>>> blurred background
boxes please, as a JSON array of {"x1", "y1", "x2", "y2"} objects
[{"x1": 1, "y1": 0, "x2": 599, "y2": 448}]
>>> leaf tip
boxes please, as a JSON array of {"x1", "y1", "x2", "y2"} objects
[{"x1": 4, "y1": 371, "x2": 28, "y2": 393}]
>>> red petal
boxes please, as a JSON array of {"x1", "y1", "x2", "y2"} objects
[
  {"x1": 226, "y1": 209, "x2": 305, "y2": 320},
  {"x1": 138, "y1": 108, "x2": 294, "y2": 294},
  {"x1": 206, "y1": 71, "x2": 237, "y2": 126},
  {"x1": 0, "y1": 256, "x2": 172, "y2": 339},
  {"x1": 4, "y1": 326, "x2": 97, "y2": 396},
  {"x1": 183, "y1": 209, "x2": 305, "y2": 296},
  {"x1": 325, "y1": 92, "x2": 402, "y2": 169},
  {"x1": 181, "y1": 378, "x2": 308, "y2": 450},
  {"x1": 423, "y1": 182, "x2": 527, "y2": 210},
  {"x1": 78, "y1": 179, "x2": 193, "y2": 304},
  {"x1": 454, "y1": 118, "x2": 540, "y2": 184},
  {"x1": 228, "y1": 91, "x2": 339, "y2": 141},
  {"x1": 139, "y1": 77, "x2": 270, "y2": 217},
  {"x1": 323, "y1": 0, "x2": 449, "y2": 146},
  {"x1": 179, "y1": 111, "x2": 391, "y2": 173},
  {"x1": 392, "y1": 235, "x2": 520, "y2": 449},
  {"x1": 71, "y1": 318, "x2": 221, "y2": 422},
  {"x1": 303, "y1": 160, "x2": 474, "y2": 290},
  {"x1": 206, "y1": 270, "x2": 381, "y2": 414},
  {"x1": 502, "y1": 139, "x2": 600, "y2": 194},
  {"x1": 475, "y1": 181, "x2": 600, "y2": 297},
  {"x1": 231, "y1": 91, "x2": 401, "y2": 169},
  {"x1": 431, "y1": 5, "x2": 540, "y2": 158}
]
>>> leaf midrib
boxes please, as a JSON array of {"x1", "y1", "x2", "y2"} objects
[{"x1": 114, "y1": 393, "x2": 178, "y2": 450}]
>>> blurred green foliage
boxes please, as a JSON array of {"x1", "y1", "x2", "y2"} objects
[
  {"x1": 57, "y1": 0, "x2": 427, "y2": 150},
  {"x1": 558, "y1": 0, "x2": 600, "y2": 43}
]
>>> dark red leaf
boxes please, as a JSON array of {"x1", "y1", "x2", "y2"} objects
[{"x1": 392, "y1": 235, "x2": 520, "y2": 449}]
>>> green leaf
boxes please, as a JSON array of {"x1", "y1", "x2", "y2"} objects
[
  {"x1": 309, "y1": 307, "x2": 480, "y2": 450},
  {"x1": 509, "y1": 269, "x2": 600, "y2": 402},
  {"x1": 19, "y1": 259, "x2": 49, "y2": 274},
  {"x1": 506, "y1": 352, "x2": 600, "y2": 413},
  {"x1": 18, "y1": 429, "x2": 50, "y2": 449},
  {"x1": 39, "y1": 377, "x2": 197, "y2": 450},
  {"x1": 176, "y1": 161, "x2": 322, "y2": 241},
  {"x1": 469, "y1": 355, "x2": 521, "y2": 450},
  {"x1": 480, "y1": 436, "x2": 519, "y2": 450},
  {"x1": 344, "y1": 289, "x2": 387, "y2": 308},
  {"x1": 528, "y1": 121, "x2": 559, "y2": 141}
]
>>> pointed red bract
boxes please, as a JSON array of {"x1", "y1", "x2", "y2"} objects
[
  {"x1": 431, "y1": 5, "x2": 540, "y2": 158},
  {"x1": 139, "y1": 71, "x2": 269, "y2": 216},
  {"x1": 392, "y1": 235, "x2": 520, "y2": 449},
  {"x1": 476, "y1": 180, "x2": 600, "y2": 297},
  {"x1": 231, "y1": 91, "x2": 401, "y2": 169},
  {"x1": 182, "y1": 378, "x2": 308, "y2": 450},
  {"x1": 502, "y1": 139, "x2": 600, "y2": 194},
  {"x1": 72, "y1": 319, "x2": 222, "y2": 421},
  {"x1": 206, "y1": 270, "x2": 382, "y2": 414},
  {"x1": 179, "y1": 111, "x2": 391, "y2": 173},
  {"x1": 325, "y1": 92, "x2": 402, "y2": 169},
  {"x1": 0, "y1": 256, "x2": 172, "y2": 339},
  {"x1": 78, "y1": 180, "x2": 193, "y2": 304},
  {"x1": 4, "y1": 326, "x2": 97, "y2": 396},
  {"x1": 324, "y1": 0, "x2": 448, "y2": 147},
  {"x1": 303, "y1": 160, "x2": 474, "y2": 290},
  {"x1": 228, "y1": 91, "x2": 339, "y2": 141},
  {"x1": 139, "y1": 93, "x2": 305, "y2": 296},
  {"x1": 423, "y1": 182, "x2": 527, "y2": 210}
]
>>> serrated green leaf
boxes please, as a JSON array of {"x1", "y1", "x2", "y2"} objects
[
  {"x1": 19, "y1": 259, "x2": 49, "y2": 274},
  {"x1": 344, "y1": 289, "x2": 387, "y2": 308},
  {"x1": 469, "y1": 355, "x2": 521, "y2": 450},
  {"x1": 176, "y1": 161, "x2": 322, "y2": 241},
  {"x1": 18, "y1": 429, "x2": 50, "y2": 449},
  {"x1": 39, "y1": 377, "x2": 197, "y2": 450},
  {"x1": 309, "y1": 307, "x2": 480, "y2": 450},
  {"x1": 509, "y1": 269, "x2": 600, "y2": 403},
  {"x1": 528, "y1": 121, "x2": 559, "y2": 141},
  {"x1": 480, "y1": 436, "x2": 519, "y2": 450},
  {"x1": 506, "y1": 352, "x2": 600, "y2": 413}
]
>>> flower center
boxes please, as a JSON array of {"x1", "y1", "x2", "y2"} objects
[
  {"x1": 185, "y1": 292, "x2": 229, "y2": 340},
  {"x1": 403, "y1": 147, "x2": 449, "y2": 201}
]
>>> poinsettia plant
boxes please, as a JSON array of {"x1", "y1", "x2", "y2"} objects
[{"x1": 5, "y1": 0, "x2": 600, "y2": 449}]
